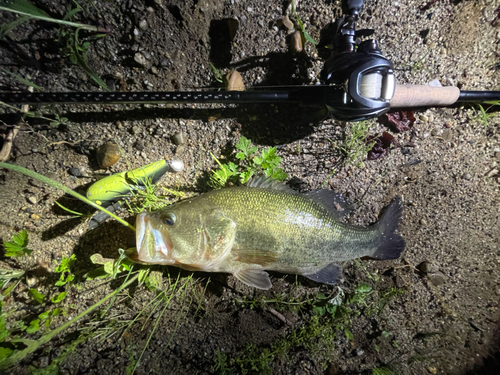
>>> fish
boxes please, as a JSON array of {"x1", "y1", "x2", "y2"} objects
[{"x1": 134, "y1": 176, "x2": 405, "y2": 290}]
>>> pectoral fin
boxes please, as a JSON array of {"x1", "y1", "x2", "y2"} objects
[
  {"x1": 303, "y1": 263, "x2": 343, "y2": 285},
  {"x1": 234, "y1": 269, "x2": 272, "y2": 290}
]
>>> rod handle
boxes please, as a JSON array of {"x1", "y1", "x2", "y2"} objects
[{"x1": 390, "y1": 84, "x2": 460, "y2": 108}]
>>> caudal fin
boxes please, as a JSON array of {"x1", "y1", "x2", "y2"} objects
[{"x1": 371, "y1": 197, "x2": 405, "y2": 260}]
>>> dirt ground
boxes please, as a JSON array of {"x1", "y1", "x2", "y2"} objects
[{"x1": 0, "y1": 0, "x2": 499, "y2": 374}]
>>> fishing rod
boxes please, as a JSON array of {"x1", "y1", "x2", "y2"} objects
[{"x1": 1, "y1": 0, "x2": 499, "y2": 122}]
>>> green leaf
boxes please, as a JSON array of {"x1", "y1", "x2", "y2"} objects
[
  {"x1": 345, "y1": 329, "x2": 353, "y2": 340},
  {"x1": 3, "y1": 229, "x2": 33, "y2": 257},
  {"x1": 356, "y1": 283, "x2": 372, "y2": 294},
  {"x1": 145, "y1": 270, "x2": 163, "y2": 291},
  {"x1": 0, "y1": 314, "x2": 9, "y2": 341},
  {"x1": 137, "y1": 268, "x2": 150, "y2": 285},
  {"x1": 270, "y1": 168, "x2": 288, "y2": 182},
  {"x1": 381, "y1": 330, "x2": 390, "y2": 339},
  {"x1": 236, "y1": 136, "x2": 251, "y2": 153},
  {"x1": 302, "y1": 30, "x2": 318, "y2": 45},
  {"x1": 235, "y1": 151, "x2": 245, "y2": 160},
  {"x1": 38, "y1": 311, "x2": 50, "y2": 320},
  {"x1": 312, "y1": 305, "x2": 325, "y2": 316},
  {"x1": 253, "y1": 156, "x2": 263, "y2": 165},
  {"x1": 29, "y1": 288, "x2": 44, "y2": 304},
  {"x1": 0, "y1": 1, "x2": 100, "y2": 32},
  {"x1": 54, "y1": 254, "x2": 76, "y2": 273},
  {"x1": 239, "y1": 170, "x2": 253, "y2": 184},
  {"x1": 0, "y1": 67, "x2": 42, "y2": 90},
  {"x1": 85, "y1": 266, "x2": 109, "y2": 280},
  {"x1": 25, "y1": 319, "x2": 40, "y2": 333},
  {"x1": 54, "y1": 201, "x2": 82, "y2": 216},
  {"x1": 51, "y1": 292, "x2": 67, "y2": 304},
  {"x1": 63, "y1": 6, "x2": 82, "y2": 21},
  {"x1": 2, "y1": 0, "x2": 51, "y2": 18},
  {"x1": 0, "y1": 346, "x2": 12, "y2": 362},
  {"x1": 52, "y1": 308, "x2": 62, "y2": 316},
  {"x1": 103, "y1": 262, "x2": 114, "y2": 275},
  {"x1": 72, "y1": 36, "x2": 110, "y2": 91},
  {"x1": 326, "y1": 304, "x2": 337, "y2": 315},
  {"x1": 227, "y1": 162, "x2": 238, "y2": 173}
]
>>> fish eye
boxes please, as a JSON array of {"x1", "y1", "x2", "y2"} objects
[{"x1": 163, "y1": 212, "x2": 176, "y2": 226}]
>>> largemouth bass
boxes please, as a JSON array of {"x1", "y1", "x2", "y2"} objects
[{"x1": 134, "y1": 176, "x2": 405, "y2": 289}]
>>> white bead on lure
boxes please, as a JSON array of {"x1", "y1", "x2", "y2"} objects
[{"x1": 86, "y1": 159, "x2": 184, "y2": 228}]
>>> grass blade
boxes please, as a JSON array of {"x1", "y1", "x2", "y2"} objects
[
  {"x1": 0, "y1": 273, "x2": 139, "y2": 369},
  {"x1": 0, "y1": 67, "x2": 42, "y2": 90},
  {"x1": 0, "y1": 15, "x2": 30, "y2": 38},
  {"x1": 0, "y1": 162, "x2": 135, "y2": 231},
  {"x1": 0, "y1": 0, "x2": 104, "y2": 32}
]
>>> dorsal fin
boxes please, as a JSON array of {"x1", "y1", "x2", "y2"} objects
[
  {"x1": 304, "y1": 190, "x2": 353, "y2": 219},
  {"x1": 247, "y1": 174, "x2": 296, "y2": 193}
]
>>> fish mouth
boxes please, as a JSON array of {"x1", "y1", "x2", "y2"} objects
[{"x1": 135, "y1": 212, "x2": 175, "y2": 264}]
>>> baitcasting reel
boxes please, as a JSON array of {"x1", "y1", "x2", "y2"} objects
[{"x1": 320, "y1": 0, "x2": 395, "y2": 121}]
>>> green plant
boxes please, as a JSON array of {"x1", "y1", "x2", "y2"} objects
[
  {"x1": 220, "y1": 281, "x2": 380, "y2": 372},
  {"x1": 0, "y1": 271, "x2": 140, "y2": 369},
  {"x1": 353, "y1": 259, "x2": 380, "y2": 283},
  {"x1": 0, "y1": 0, "x2": 107, "y2": 33},
  {"x1": 474, "y1": 101, "x2": 500, "y2": 132},
  {"x1": 290, "y1": 0, "x2": 317, "y2": 45},
  {"x1": 0, "y1": 1, "x2": 109, "y2": 90},
  {"x1": 3, "y1": 230, "x2": 33, "y2": 258},
  {"x1": 210, "y1": 136, "x2": 288, "y2": 188},
  {"x1": 0, "y1": 67, "x2": 41, "y2": 90},
  {"x1": 340, "y1": 121, "x2": 376, "y2": 168},
  {"x1": 372, "y1": 367, "x2": 395, "y2": 375},
  {"x1": 209, "y1": 62, "x2": 224, "y2": 84}
]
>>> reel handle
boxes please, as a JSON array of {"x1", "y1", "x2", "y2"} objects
[{"x1": 390, "y1": 85, "x2": 460, "y2": 108}]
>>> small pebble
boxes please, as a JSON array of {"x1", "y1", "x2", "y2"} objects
[
  {"x1": 441, "y1": 129, "x2": 452, "y2": 142},
  {"x1": 290, "y1": 30, "x2": 303, "y2": 53},
  {"x1": 31, "y1": 213, "x2": 40, "y2": 221},
  {"x1": 28, "y1": 196, "x2": 37, "y2": 205},
  {"x1": 420, "y1": 218, "x2": 427, "y2": 226},
  {"x1": 172, "y1": 131, "x2": 185, "y2": 145},
  {"x1": 139, "y1": 19, "x2": 148, "y2": 30},
  {"x1": 225, "y1": 70, "x2": 245, "y2": 91},
  {"x1": 134, "y1": 139, "x2": 145, "y2": 151},
  {"x1": 69, "y1": 167, "x2": 83, "y2": 177},
  {"x1": 427, "y1": 271, "x2": 446, "y2": 286},
  {"x1": 168, "y1": 160, "x2": 184, "y2": 172},
  {"x1": 134, "y1": 52, "x2": 147, "y2": 67},
  {"x1": 282, "y1": 15, "x2": 294, "y2": 31},
  {"x1": 401, "y1": 147, "x2": 410, "y2": 155},
  {"x1": 463, "y1": 173, "x2": 472, "y2": 181},
  {"x1": 96, "y1": 142, "x2": 121, "y2": 168},
  {"x1": 417, "y1": 261, "x2": 439, "y2": 273},
  {"x1": 419, "y1": 114, "x2": 429, "y2": 122},
  {"x1": 175, "y1": 144, "x2": 186, "y2": 156}
]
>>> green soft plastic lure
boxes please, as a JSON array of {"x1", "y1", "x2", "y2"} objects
[
  {"x1": 86, "y1": 159, "x2": 183, "y2": 230},
  {"x1": 86, "y1": 159, "x2": 184, "y2": 206}
]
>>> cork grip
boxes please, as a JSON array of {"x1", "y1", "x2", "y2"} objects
[{"x1": 390, "y1": 84, "x2": 460, "y2": 108}]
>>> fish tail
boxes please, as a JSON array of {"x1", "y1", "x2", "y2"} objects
[{"x1": 371, "y1": 197, "x2": 405, "y2": 260}]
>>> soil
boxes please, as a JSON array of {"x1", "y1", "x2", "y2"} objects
[{"x1": 0, "y1": 0, "x2": 499, "y2": 374}]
